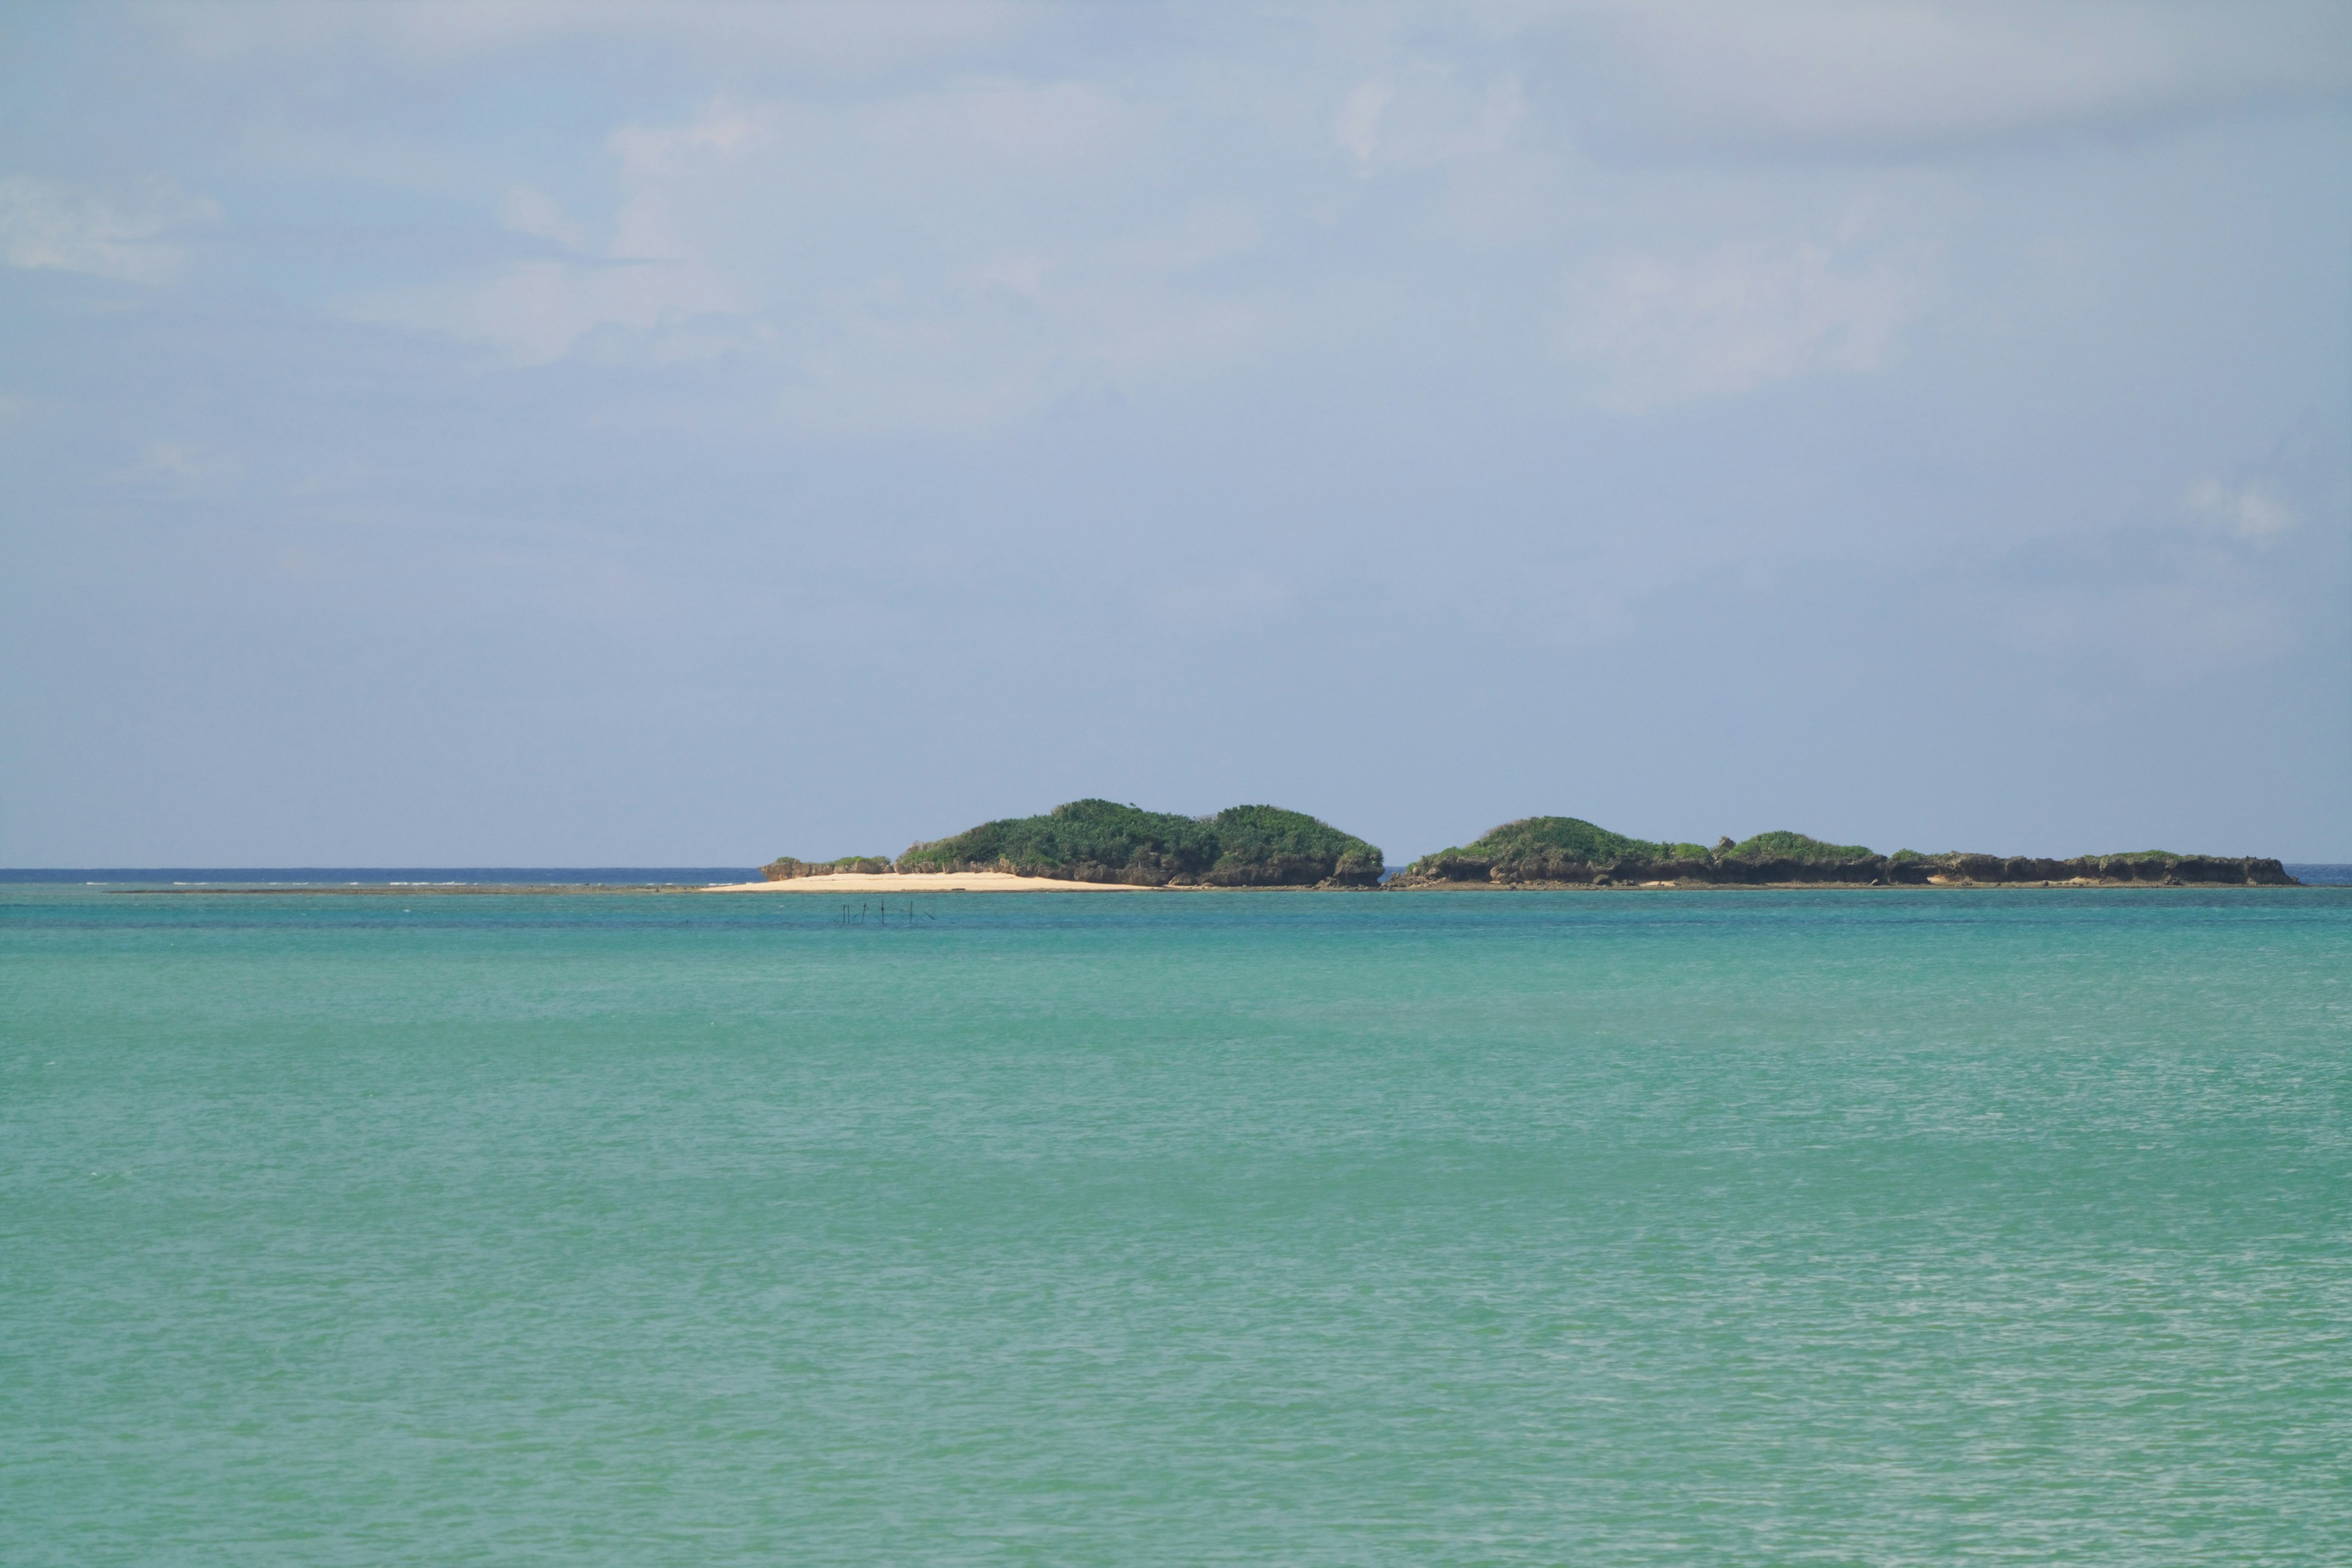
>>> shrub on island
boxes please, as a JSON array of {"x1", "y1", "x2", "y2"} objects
[
  {"x1": 758, "y1": 855, "x2": 893, "y2": 881},
  {"x1": 895, "y1": 799, "x2": 1384, "y2": 888},
  {"x1": 1391, "y1": 818, "x2": 2295, "y2": 888},
  {"x1": 764, "y1": 811, "x2": 2293, "y2": 890},
  {"x1": 1403, "y1": 816, "x2": 1716, "y2": 886}
]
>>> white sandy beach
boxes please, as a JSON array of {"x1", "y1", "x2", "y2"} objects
[{"x1": 701, "y1": 872, "x2": 1155, "y2": 894}]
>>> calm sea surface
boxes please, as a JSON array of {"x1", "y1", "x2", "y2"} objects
[{"x1": 5, "y1": 885, "x2": 2348, "y2": 1565}]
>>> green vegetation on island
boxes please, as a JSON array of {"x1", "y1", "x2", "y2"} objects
[
  {"x1": 902, "y1": 799, "x2": 1382, "y2": 887},
  {"x1": 1428, "y1": 816, "x2": 1706, "y2": 867},
  {"x1": 1723, "y1": 829, "x2": 1877, "y2": 864},
  {"x1": 1393, "y1": 817, "x2": 2294, "y2": 888},
  {"x1": 760, "y1": 808, "x2": 2295, "y2": 890},
  {"x1": 765, "y1": 799, "x2": 1384, "y2": 888},
  {"x1": 758, "y1": 854, "x2": 892, "y2": 880}
]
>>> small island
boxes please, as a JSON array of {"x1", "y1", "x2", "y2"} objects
[
  {"x1": 748, "y1": 805, "x2": 2298, "y2": 892},
  {"x1": 1387, "y1": 816, "x2": 2299, "y2": 888},
  {"x1": 763, "y1": 799, "x2": 1385, "y2": 889}
]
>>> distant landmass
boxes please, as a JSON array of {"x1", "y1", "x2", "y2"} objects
[
  {"x1": 763, "y1": 805, "x2": 2299, "y2": 890},
  {"x1": 764, "y1": 799, "x2": 1384, "y2": 888},
  {"x1": 1388, "y1": 817, "x2": 2299, "y2": 888}
]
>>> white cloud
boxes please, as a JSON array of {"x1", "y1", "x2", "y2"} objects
[
  {"x1": 139, "y1": 1, "x2": 2352, "y2": 170},
  {"x1": 154, "y1": 0, "x2": 1043, "y2": 80},
  {"x1": 127, "y1": 440, "x2": 242, "y2": 494},
  {"x1": 351, "y1": 111, "x2": 753, "y2": 363},
  {"x1": 1976, "y1": 480, "x2": 2339, "y2": 678},
  {"x1": 175, "y1": 1, "x2": 2333, "y2": 439},
  {"x1": 1558, "y1": 231, "x2": 1923, "y2": 410},
  {"x1": 1515, "y1": 0, "x2": 2352, "y2": 157},
  {"x1": 858, "y1": 78, "x2": 1136, "y2": 167},
  {"x1": 1336, "y1": 66, "x2": 1525, "y2": 171},
  {"x1": 353, "y1": 85, "x2": 1262, "y2": 424},
  {"x1": 777, "y1": 214, "x2": 1263, "y2": 436},
  {"x1": 499, "y1": 187, "x2": 590, "y2": 251},
  {"x1": 0, "y1": 175, "x2": 218, "y2": 285},
  {"x1": 1994, "y1": 561, "x2": 2296, "y2": 676},
  {"x1": 352, "y1": 257, "x2": 740, "y2": 366},
  {"x1": 608, "y1": 107, "x2": 763, "y2": 181},
  {"x1": 2185, "y1": 480, "x2": 2297, "y2": 544}
]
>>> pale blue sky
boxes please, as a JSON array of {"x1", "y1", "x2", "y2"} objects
[{"x1": 4, "y1": 1, "x2": 2348, "y2": 865}]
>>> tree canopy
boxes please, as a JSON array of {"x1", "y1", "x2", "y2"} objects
[{"x1": 898, "y1": 799, "x2": 1383, "y2": 886}]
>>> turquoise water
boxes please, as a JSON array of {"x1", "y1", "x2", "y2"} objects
[{"x1": 5, "y1": 886, "x2": 2348, "y2": 1565}]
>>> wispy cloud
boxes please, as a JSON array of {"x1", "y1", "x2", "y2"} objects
[
  {"x1": 499, "y1": 187, "x2": 591, "y2": 252},
  {"x1": 1978, "y1": 475, "x2": 2340, "y2": 679},
  {"x1": 2185, "y1": 480, "x2": 2297, "y2": 545},
  {"x1": 1558, "y1": 228, "x2": 1924, "y2": 410},
  {"x1": 126, "y1": 440, "x2": 242, "y2": 495},
  {"x1": 345, "y1": 112, "x2": 752, "y2": 363},
  {"x1": 349, "y1": 86, "x2": 1264, "y2": 426},
  {"x1": 154, "y1": 0, "x2": 1044, "y2": 79},
  {"x1": 349, "y1": 257, "x2": 742, "y2": 366},
  {"x1": 0, "y1": 176, "x2": 218, "y2": 285},
  {"x1": 1536, "y1": 0, "x2": 2352, "y2": 157},
  {"x1": 1336, "y1": 66, "x2": 1525, "y2": 172}
]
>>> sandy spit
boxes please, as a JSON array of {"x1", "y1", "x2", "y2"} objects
[{"x1": 700, "y1": 872, "x2": 1156, "y2": 894}]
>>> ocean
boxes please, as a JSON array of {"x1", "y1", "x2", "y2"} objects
[{"x1": 5, "y1": 882, "x2": 2348, "y2": 1564}]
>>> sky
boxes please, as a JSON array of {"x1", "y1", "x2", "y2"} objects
[{"x1": 3, "y1": 0, "x2": 2348, "y2": 867}]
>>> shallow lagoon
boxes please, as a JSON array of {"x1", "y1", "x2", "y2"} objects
[{"x1": 6, "y1": 886, "x2": 2348, "y2": 1564}]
